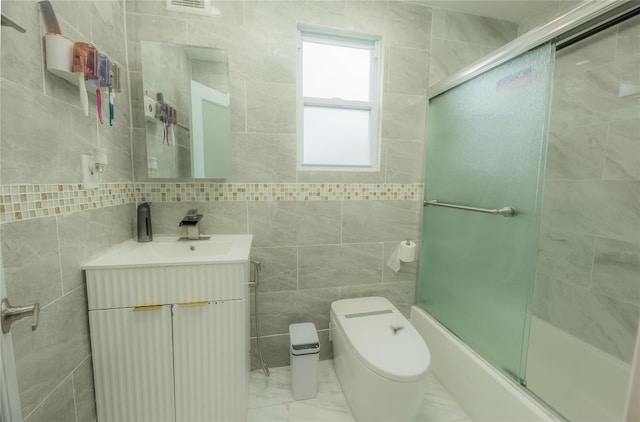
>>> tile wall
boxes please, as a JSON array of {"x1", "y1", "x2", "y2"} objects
[
  {"x1": 0, "y1": 0, "x2": 517, "y2": 420},
  {"x1": 516, "y1": 1, "x2": 580, "y2": 36},
  {"x1": 126, "y1": 0, "x2": 517, "y2": 369},
  {"x1": 533, "y1": 15, "x2": 640, "y2": 363},
  {"x1": 0, "y1": 1, "x2": 133, "y2": 421},
  {"x1": 430, "y1": 7, "x2": 518, "y2": 83}
]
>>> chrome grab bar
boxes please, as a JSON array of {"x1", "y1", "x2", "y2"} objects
[{"x1": 424, "y1": 199, "x2": 516, "y2": 217}]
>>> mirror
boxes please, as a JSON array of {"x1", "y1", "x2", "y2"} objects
[{"x1": 141, "y1": 41, "x2": 232, "y2": 179}]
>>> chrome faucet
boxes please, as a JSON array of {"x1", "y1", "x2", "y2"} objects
[{"x1": 179, "y1": 209, "x2": 203, "y2": 240}]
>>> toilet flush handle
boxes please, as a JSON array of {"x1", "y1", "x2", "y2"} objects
[{"x1": 390, "y1": 325, "x2": 404, "y2": 335}]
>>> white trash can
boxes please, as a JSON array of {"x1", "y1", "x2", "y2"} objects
[{"x1": 289, "y1": 322, "x2": 320, "y2": 400}]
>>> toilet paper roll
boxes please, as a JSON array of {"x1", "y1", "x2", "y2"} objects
[
  {"x1": 399, "y1": 240, "x2": 416, "y2": 263},
  {"x1": 385, "y1": 239, "x2": 417, "y2": 273},
  {"x1": 386, "y1": 246, "x2": 401, "y2": 273}
]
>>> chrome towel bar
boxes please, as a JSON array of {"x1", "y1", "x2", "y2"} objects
[{"x1": 424, "y1": 199, "x2": 516, "y2": 217}]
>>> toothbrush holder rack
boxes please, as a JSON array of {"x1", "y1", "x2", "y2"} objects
[{"x1": 44, "y1": 34, "x2": 121, "y2": 94}]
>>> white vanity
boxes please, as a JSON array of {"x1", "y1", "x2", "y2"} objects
[{"x1": 82, "y1": 235, "x2": 252, "y2": 422}]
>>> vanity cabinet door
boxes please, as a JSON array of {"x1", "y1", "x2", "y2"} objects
[
  {"x1": 89, "y1": 305, "x2": 175, "y2": 422},
  {"x1": 172, "y1": 300, "x2": 247, "y2": 422}
]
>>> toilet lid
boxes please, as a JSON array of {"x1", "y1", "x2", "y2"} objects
[{"x1": 334, "y1": 307, "x2": 431, "y2": 382}]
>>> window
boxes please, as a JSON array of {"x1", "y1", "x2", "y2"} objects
[{"x1": 297, "y1": 26, "x2": 382, "y2": 171}]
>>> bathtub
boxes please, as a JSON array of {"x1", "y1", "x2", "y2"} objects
[
  {"x1": 410, "y1": 306, "x2": 557, "y2": 421},
  {"x1": 526, "y1": 317, "x2": 631, "y2": 421},
  {"x1": 411, "y1": 306, "x2": 633, "y2": 421}
]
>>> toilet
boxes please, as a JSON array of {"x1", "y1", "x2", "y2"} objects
[{"x1": 330, "y1": 297, "x2": 431, "y2": 422}]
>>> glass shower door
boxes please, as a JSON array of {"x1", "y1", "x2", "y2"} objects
[
  {"x1": 527, "y1": 16, "x2": 640, "y2": 420},
  {"x1": 418, "y1": 43, "x2": 555, "y2": 381}
]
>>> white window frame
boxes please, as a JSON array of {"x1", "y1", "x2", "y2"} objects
[{"x1": 297, "y1": 25, "x2": 383, "y2": 171}]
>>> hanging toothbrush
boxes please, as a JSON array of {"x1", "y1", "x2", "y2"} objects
[
  {"x1": 96, "y1": 87, "x2": 104, "y2": 124},
  {"x1": 109, "y1": 87, "x2": 114, "y2": 126},
  {"x1": 163, "y1": 105, "x2": 169, "y2": 146},
  {"x1": 171, "y1": 108, "x2": 177, "y2": 144},
  {"x1": 155, "y1": 93, "x2": 169, "y2": 145},
  {"x1": 167, "y1": 106, "x2": 174, "y2": 146},
  {"x1": 162, "y1": 107, "x2": 166, "y2": 145},
  {"x1": 109, "y1": 62, "x2": 120, "y2": 125},
  {"x1": 95, "y1": 53, "x2": 110, "y2": 125},
  {"x1": 166, "y1": 119, "x2": 171, "y2": 146},
  {"x1": 171, "y1": 108, "x2": 177, "y2": 147}
]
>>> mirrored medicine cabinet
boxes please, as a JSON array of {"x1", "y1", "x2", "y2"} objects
[{"x1": 141, "y1": 41, "x2": 232, "y2": 179}]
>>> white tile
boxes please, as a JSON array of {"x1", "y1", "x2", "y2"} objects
[
  {"x1": 249, "y1": 366, "x2": 294, "y2": 409},
  {"x1": 315, "y1": 360, "x2": 343, "y2": 398},
  {"x1": 248, "y1": 404, "x2": 290, "y2": 422},
  {"x1": 417, "y1": 374, "x2": 471, "y2": 422},
  {"x1": 248, "y1": 360, "x2": 469, "y2": 422},
  {"x1": 288, "y1": 392, "x2": 356, "y2": 422}
]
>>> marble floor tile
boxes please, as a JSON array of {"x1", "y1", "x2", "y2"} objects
[
  {"x1": 417, "y1": 374, "x2": 471, "y2": 422},
  {"x1": 248, "y1": 360, "x2": 470, "y2": 422},
  {"x1": 249, "y1": 365, "x2": 295, "y2": 409},
  {"x1": 248, "y1": 404, "x2": 290, "y2": 422},
  {"x1": 288, "y1": 392, "x2": 356, "y2": 422}
]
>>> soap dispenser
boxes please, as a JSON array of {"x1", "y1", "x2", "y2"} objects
[{"x1": 137, "y1": 202, "x2": 153, "y2": 242}]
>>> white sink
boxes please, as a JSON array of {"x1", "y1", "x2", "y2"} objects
[
  {"x1": 150, "y1": 239, "x2": 232, "y2": 258},
  {"x1": 82, "y1": 235, "x2": 252, "y2": 269}
]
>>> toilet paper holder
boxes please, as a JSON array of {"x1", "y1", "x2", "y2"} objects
[
  {"x1": 386, "y1": 238, "x2": 417, "y2": 273},
  {"x1": 398, "y1": 238, "x2": 416, "y2": 263}
]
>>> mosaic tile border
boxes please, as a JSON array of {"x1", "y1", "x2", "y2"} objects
[
  {"x1": 1, "y1": 182, "x2": 424, "y2": 223},
  {"x1": 136, "y1": 182, "x2": 424, "y2": 202},
  {"x1": 0, "y1": 183, "x2": 136, "y2": 223}
]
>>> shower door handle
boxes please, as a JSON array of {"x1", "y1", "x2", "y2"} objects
[
  {"x1": 424, "y1": 199, "x2": 516, "y2": 217},
  {"x1": 1, "y1": 298, "x2": 40, "y2": 333}
]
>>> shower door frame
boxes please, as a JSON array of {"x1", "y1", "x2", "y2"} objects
[
  {"x1": 428, "y1": 1, "x2": 640, "y2": 100},
  {"x1": 422, "y1": 1, "x2": 640, "y2": 418}
]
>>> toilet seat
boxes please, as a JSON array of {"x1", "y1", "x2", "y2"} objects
[{"x1": 331, "y1": 297, "x2": 430, "y2": 383}]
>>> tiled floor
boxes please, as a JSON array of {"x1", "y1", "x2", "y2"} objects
[{"x1": 248, "y1": 360, "x2": 471, "y2": 422}]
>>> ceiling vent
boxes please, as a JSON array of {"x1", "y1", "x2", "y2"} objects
[{"x1": 166, "y1": 0, "x2": 220, "y2": 16}]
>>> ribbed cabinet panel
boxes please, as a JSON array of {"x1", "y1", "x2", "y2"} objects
[
  {"x1": 172, "y1": 300, "x2": 247, "y2": 422},
  {"x1": 86, "y1": 263, "x2": 246, "y2": 309},
  {"x1": 89, "y1": 306, "x2": 175, "y2": 421}
]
